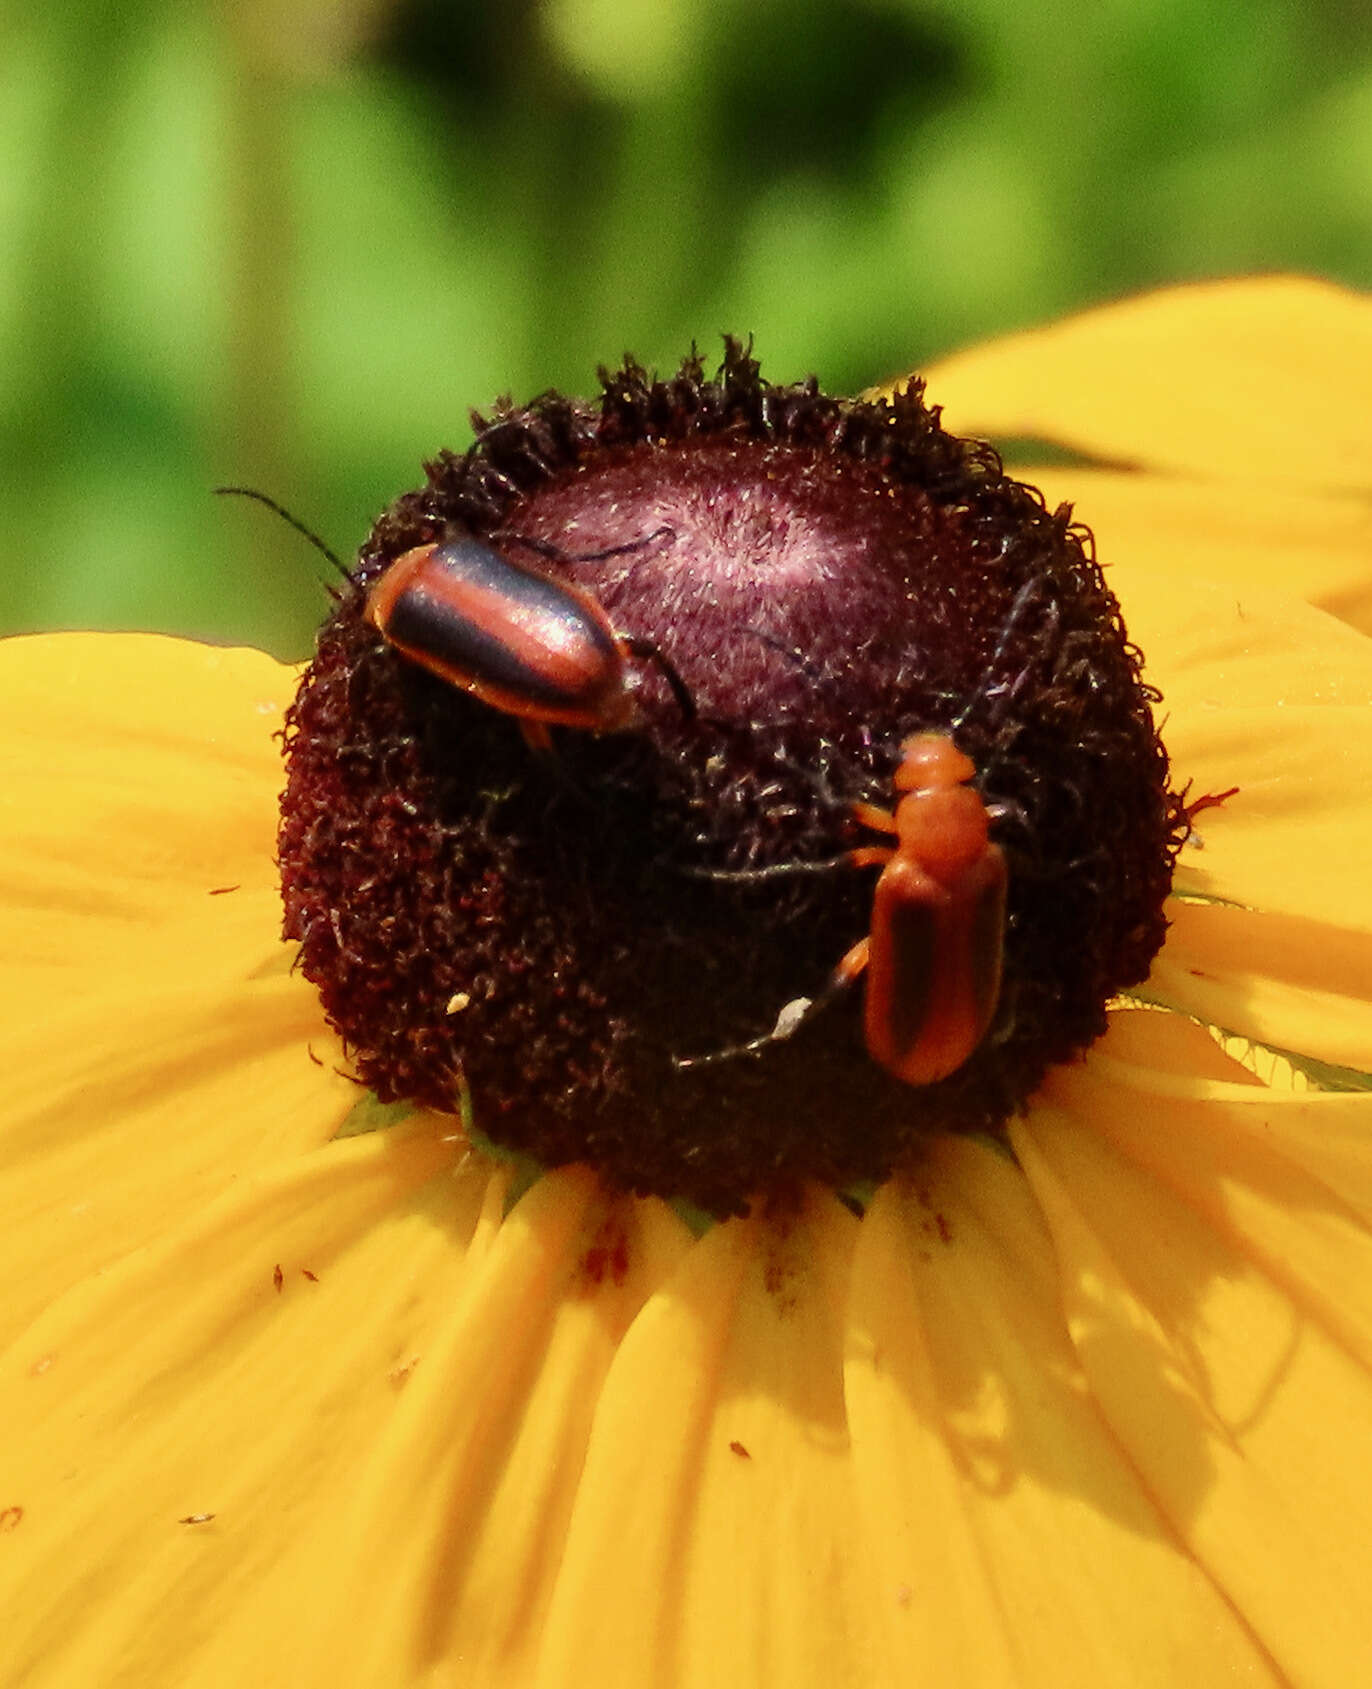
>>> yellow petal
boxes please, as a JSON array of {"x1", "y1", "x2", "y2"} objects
[
  {"x1": 1114, "y1": 556, "x2": 1372, "y2": 714},
  {"x1": 913, "y1": 276, "x2": 1372, "y2": 494},
  {"x1": 0, "y1": 955, "x2": 354, "y2": 1348},
  {"x1": 0, "y1": 634, "x2": 292, "y2": 991},
  {"x1": 1144, "y1": 899, "x2": 1372, "y2": 1076},
  {"x1": 0, "y1": 1120, "x2": 494, "y2": 1689},
  {"x1": 1017, "y1": 467, "x2": 1372, "y2": 637},
  {"x1": 5, "y1": 276, "x2": 1371, "y2": 1689},
  {"x1": 536, "y1": 1191, "x2": 867, "y2": 1689},
  {"x1": 1099, "y1": 1002, "x2": 1267, "y2": 1086},
  {"x1": 1167, "y1": 704, "x2": 1372, "y2": 934},
  {"x1": 843, "y1": 1140, "x2": 1277, "y2": 1686},
  {"x1": 294, "y1": 1171, "x2": 694, "y2": 1689},
  {"x1": 1018, "y1": 1060, "x2": 1372, "y2": 1687}
]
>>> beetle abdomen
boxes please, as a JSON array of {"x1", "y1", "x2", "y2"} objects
[{"x1": 865, "y1": 845, "x2": 1006, "y2": 1086}]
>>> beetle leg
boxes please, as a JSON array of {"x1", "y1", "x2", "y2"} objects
[
  {"x1": 830, "y1": 934, "x2": 872, "y2": 987},
  {"x1": 848, "y1": 844, "x2": 896, "y2": 869},
  {"x1": 518, "y1": 720, "x2": 556, "y2": 756},
  {"x1": 514, "y1": 719, "x2": 609, "y2": 811},
  {"x1": 618, "y1": 634, "x2": 696, "y2": 722},
  {"x1": 983, "y1": 796, "x2": 1027, "y2": 833},
  {"x1": 671, "y1": 937, "x2": 870, "y2": 1073},
  {"x1": 852, "y1": 801, "x2": 897, "y2": 835}
]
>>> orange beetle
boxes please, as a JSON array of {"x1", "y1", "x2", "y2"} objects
[
  {"x1": 829, "y1": 732, "x2": 1005, "y2": 1084},
  {"x1": 676, "y1": 730, "x2": 1006, "y2": 1085}
]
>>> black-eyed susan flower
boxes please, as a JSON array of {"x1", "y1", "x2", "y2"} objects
[
  {"x1": 282, "y1": 339, "x2": 1182, "y2": 1213},
  {"x1": 2, "y1": 276, "x2": 1370, "y2": 1689}
]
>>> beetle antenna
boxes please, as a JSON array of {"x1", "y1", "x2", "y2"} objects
[
  {"x1": 214, "y1": 486, "x2": 353, "y2": 585},
  {"x1": 741, "y1": 625, "x2": 823, "y2": 684},
  {"x1": 950, "y1": 576, "x2": 1052, "y2": 733},
  {"x1": 678, "y1": 851, "x2": 858, "y2": 884},
  {"x1": 499, "y1": 525, "x2": 676, "y2": 566}
]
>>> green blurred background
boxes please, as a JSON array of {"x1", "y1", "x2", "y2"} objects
[{"x1": 4, "y1": 0, "x2": 1370, "y2": 658}]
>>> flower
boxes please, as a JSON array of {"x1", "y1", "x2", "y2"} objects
[
  {"x1": 2, "y1": 277, "x2": 1371, "y2": 1688},
  {"x1": 285, "y1": 343, "x2": 1182, "y2": 1210}
]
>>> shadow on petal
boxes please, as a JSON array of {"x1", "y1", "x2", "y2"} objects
[{"x1": 1019, "y1": 1040, "x2": 1372, "y2": 1686}]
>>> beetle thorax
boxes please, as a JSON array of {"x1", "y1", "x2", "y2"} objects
[{"x1": 895, "y1": 784, "x2": 990, "y2": 882}]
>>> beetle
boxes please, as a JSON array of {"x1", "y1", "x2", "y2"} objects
[
  {"x1": 837, "y1": 732, "x2": 1005, "y2": 1083},
  {"x1": 365, "y1": 531, "x2": 692, "y2": 748},
  {"x1": 675, "y1": 731, "x2": 1006, "y2": 1085},
  {"x1": 673, "y1": 577, "x2": 1057, "y2": 1085},
  {"x1": 212, "y1": 489, "x2": 689, "y2": 746}
]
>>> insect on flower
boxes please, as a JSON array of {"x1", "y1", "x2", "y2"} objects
[
  {"x1": 676, "y1": 580, "x2": 1052, "y2": 1087},
  {"x1": 827, "y1": 731, "x2": 1007, "y2": 1085},
  {"x1": 276, "y1": 344, "x2": 1184, "y2": 1212},
  {"x1": 675, "y1": 733, "x2": 1006, "y2": 1085},
  {"x1": 364, "y1": 530, "x2": 694, "y2": 752},
  {"x1": 216, "y1": 487, "x2": 692, "y2": 752}
]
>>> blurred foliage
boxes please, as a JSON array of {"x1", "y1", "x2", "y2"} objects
[{"x1": 2, "y1": 0, "x2": 1370, "y2": 656}]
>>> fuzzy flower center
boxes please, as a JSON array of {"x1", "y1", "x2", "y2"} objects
[{"x1": 279, "y1": 345, "x2": 1183, "y2": 1215}]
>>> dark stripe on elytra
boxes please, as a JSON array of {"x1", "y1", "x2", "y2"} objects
[
  {"x1": 386, "y1": 540, "x2": 618, "y2": 711},
  {"x1": 882, "y1": 895, "x2": 939, "y2": 1061},
  {"x1": 969, "y1": 866, "x2": 1007, "y2": 1033}
]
